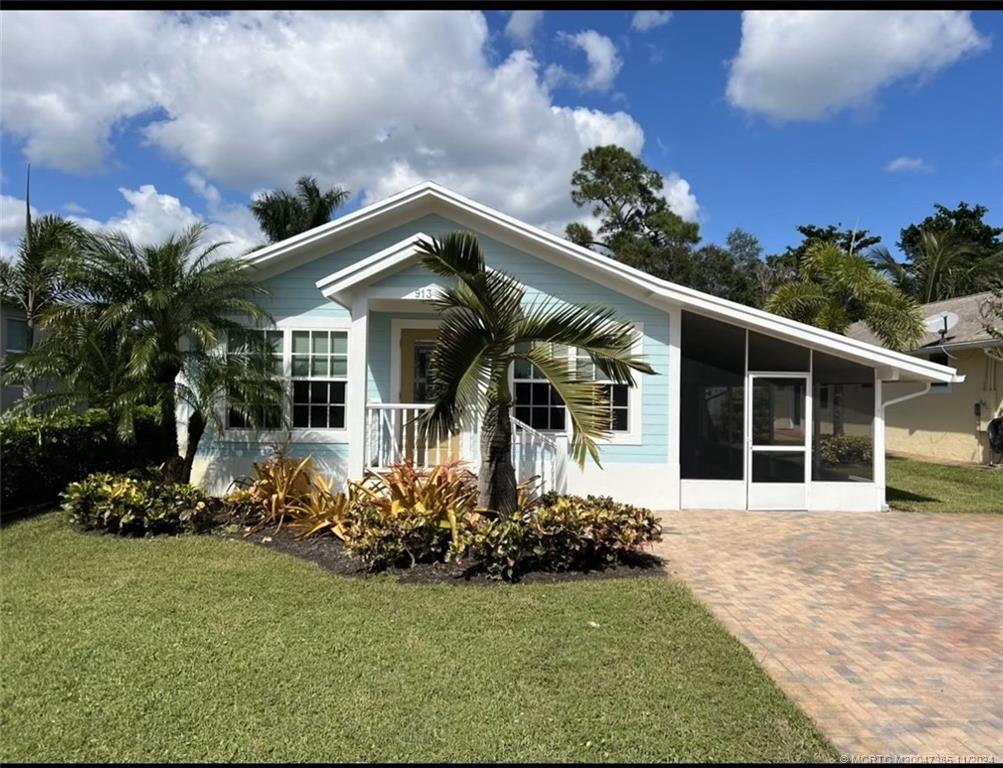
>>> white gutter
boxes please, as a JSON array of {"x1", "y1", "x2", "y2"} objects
[{"x1": 878, "y1": 382, "x2": 932, "y2": 511}]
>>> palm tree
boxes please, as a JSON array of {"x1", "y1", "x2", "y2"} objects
[
  {"x1": 766, "y1": 242, "x2": 924, "y2": 351},
  {"x1": 415, "y1": 232, "x2": 653, "y2": 514},
  {"x1": 870, "y1": 229, "x2": 1003, "y2": 302},
  {"x1": 0, "y1": 178, "x2": 84, "y2": 400},
  {"x1": 42, "y1": 223, "x2": 275, "y2": 468},
  {"x1": 250, "y1": 176, "x2": 350, "y2": 244}
]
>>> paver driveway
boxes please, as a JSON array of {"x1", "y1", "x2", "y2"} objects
[{"x1": 653, "y1": 509, "x2": 1002, "y2": 760}]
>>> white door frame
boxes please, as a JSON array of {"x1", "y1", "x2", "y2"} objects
[{"x1": 746, "y1": 371, "x2": 811, "y2": 510}]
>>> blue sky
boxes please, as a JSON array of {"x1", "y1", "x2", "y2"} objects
[{"x1": 1, "y1": 10, "x2": 1000, "y2": 259}]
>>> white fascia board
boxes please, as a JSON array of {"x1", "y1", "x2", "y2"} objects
[{"x1": 315, "y1": 233, "x2": 431, "y2": 308}]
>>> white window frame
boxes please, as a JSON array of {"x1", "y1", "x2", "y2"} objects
[
  {"x1": 220, "y1": 320, "x2": 352, "y2": 444},
  {"x1": 509, "y1": 322, "x2": 644, "y2": 446}
]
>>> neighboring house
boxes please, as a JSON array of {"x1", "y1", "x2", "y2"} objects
[
  {"x1": 1, "y1": 300, "x2": 28, "y2": 413},
  {"x1": 189, "y1": 182, "x2": 958, "y2": 512},
  {"x1": 849, "y1": 292, "x2": 1002, "y2": 465}
]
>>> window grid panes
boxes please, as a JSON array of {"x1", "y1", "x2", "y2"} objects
[
  {"x1": 291, "y1": 330, "x2": 348, "y2": 429},
  {"x1": 227, "y1": 329, "x2": 284, "y2": 429},
  {"x1": 513, "y1": 342, "x2": 567, "y2": 431},
  {"x1": 576, "y1": 356, "x2": 629, "y2": 432}
]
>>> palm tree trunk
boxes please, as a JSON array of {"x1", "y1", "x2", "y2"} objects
[
  {"x1": 180, "y1": 410, "x2": 206, "y2": 485},
  {"x1": 478, "y1": 401, "x2": 518, "y2": 515}
]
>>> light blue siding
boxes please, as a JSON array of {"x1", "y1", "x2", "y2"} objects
[{"x1": 199, "y1": 212, "x2": 670, "y2": 472}]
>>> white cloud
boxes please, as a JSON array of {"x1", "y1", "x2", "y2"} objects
[
  {"x1": 0, "y1": 194, "x2": 35, "y2": 259},
  {"x1": 63, "y1": 202, "x2": 87, "y2": 214},
  {"x1": 662, "y1": 173, "x2": 700, "y2": 223},
  {"x1": 885, "y1": 156, "x2": 931, "y2": 173},
  {"x1": 505, "y1": 11, "x2": 543, "y2": 46},
  {"x1": 70, "y1": 185, "x2": 261, "y2": 257},
  {"x1": 631, "y1": 11, "x2": 672, "y2": 32},
  {"x1": 726, "y1": 11, "x2": 989, "y2": 121},
  {"x1": 0, "y1": 11, "x2": 670, "y2": 233},
  {"x1": 551, "y1": 30, "x2": 623, "y2": 92}
]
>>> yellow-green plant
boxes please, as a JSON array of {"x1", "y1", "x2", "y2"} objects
[
  {"x1": 287, "y1": 474, "x2": 353, "y2": 542},
  {"x1": 230, "y1": 452, "x2": 314, "y2": 534}
]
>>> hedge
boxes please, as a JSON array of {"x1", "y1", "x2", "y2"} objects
[{"x1": 1, "y1": 408, "x2": 164, "y2": 512}]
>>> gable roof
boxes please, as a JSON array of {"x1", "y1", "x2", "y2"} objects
[
  {"x1": 243, "y1": 181, "x2": 961, "y2": 384},
  {"x1": 848, "y1": 291, "x2": 1000, "y2": 354}
]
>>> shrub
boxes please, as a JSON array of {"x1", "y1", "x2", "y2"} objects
[
  {"x1": 343, "y1": 461, "x2": 480, "y2": 569},
  {"x1": 459, "y1": 493, "x2": 663, "y2": 580},
  {"x1": 0, "y1": 407, "x2": 163, "y2": 511},
  {"x1": 62, "y1": 471, "x2": 216, "y2": 536},
  {"x1": 818, "y1": 434, "x2": 872, "y2": 466}
]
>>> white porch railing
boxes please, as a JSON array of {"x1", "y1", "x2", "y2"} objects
[{"x1": 364, "y1": 403, "x2": 567, "y2": 494}]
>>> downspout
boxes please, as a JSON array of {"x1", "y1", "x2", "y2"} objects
[{"x1": 878, "y1": 382, "x2": 931, "y2": 511}]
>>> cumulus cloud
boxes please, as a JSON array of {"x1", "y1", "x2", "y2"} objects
[
  {"x1": 550, "y1": 30, "x2": 623, "y2": 92},
  {"x1": 0, "y1": 194, "x2": 35, "y2": 259},
  {"x1": 70, "y1": 185, "x2": 262, "y2": 257},
  {"x1": 0, "y1": 11, "x2": 669, "y2": 233},
  {"x1": 726, "y1": 11, "x2": 989, "y2": 121},
  {"x1": 631, "y1": 11, "x2": 672, "y2": 32},
  {"x1": 662, "y1": 173, "x2": 700, "y2": 223},
  {"x1": 505, "y1": 10, "x2": 543, "y2": 46},
  {"x1": 885, "y1": 156, "x2": 931, "y2": 173}
]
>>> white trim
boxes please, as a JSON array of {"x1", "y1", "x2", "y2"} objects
[
  {"x1": 746, "y1": 372, "x2": 810, "y2": 510},
  {"x1": 666, "y1": 305, "x2": 682, "y2": 510},
  {"x1": 347, "y1": 297, "x2": 369, "y2": 477},
  {"x1": 246, "y1": 181, "x2": 959, "y2": 385},
  {"x1": 389, "y1": 318, "x2": 441, "y2": 404}
]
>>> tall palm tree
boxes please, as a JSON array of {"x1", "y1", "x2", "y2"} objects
[
  {"x1": 42, "y1": 223, "x2": 275, "y2": 467},
  {"x1": 766, "y1": 242, "x2": 924, "y2": 351},
  {"x1": 250, "y1": 176, "x2": 350, "y2": 244},
  {"x1": 415, "y1": 232, "x2": 653, "y2": 514},
  {"x1": 870, "y1": 229, "x2": 1003, "y2": 303},
  {"x1": 0, "y1": 178, "x2": 84, "y2": 400}
]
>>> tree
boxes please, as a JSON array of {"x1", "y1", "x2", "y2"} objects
[
  {"x1": 899, "y1": 202, "x2": 1003, "y2": 263},
  {"x1": 566, "y1": 145, "x2": 700, "y2": 282},
  {"x1": 766, "y1": 242, "x2": 924, "y2": 351},
  {"x1": 870, "y1": 229, "x2": 1003, "y2": 303},
  {"x1": 685, "y1": 229, "x2": 768, "y2": 308},
  {"x1": 878, "y1": 203, "x2": 1003, "y2": 301},
  {"x1": 39, "y1": 224, "x2": 276, "y2": 469},
  {"x1": 763, "y1": 223, "x2": 881, "y2": 293},
  {"x1": 415, "y1": 232, "x2": 653, "y2": 514},
  {"x1": 250, "y1": 176, "x2": 350, "y2": 244},
  {"x1": 0, "y1": 170, "x2": 85, "y2": 401},
  {"x1": 981, "y1": 284, "x2": 1003, "y2": 364}
]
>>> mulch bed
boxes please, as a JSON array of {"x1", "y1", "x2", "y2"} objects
[{"x1": 221, "y1": 524, "x2": 665, "y2": 586}]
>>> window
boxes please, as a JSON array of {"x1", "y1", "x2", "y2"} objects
[
  {"x1": 576, "y1": 354, "x2": 629, "y2": 432},
  {"x1": 227, "y1": 329, "x2": 283, "y2": 429},
  {"x1": 5, "y1": 318, "x2": 28, "y2": 354},
  {"x1": 291, "y1": 330, "x2": 348, "y2": 429},
  {"x1": 512, "y1": 340, "x2": 637, "y2": 435},
  {"x1": 513, "y1": 342, "x2": 566, "y2": 431}
]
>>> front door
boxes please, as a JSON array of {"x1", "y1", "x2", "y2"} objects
[
  {"x1": 747, "y1": 374, "x2": 809, "y2": 509},
  {"x1": 399, "y1": 328, "x2": 460, "y2": 465}
]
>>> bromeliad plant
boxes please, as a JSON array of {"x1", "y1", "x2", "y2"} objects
[{"x1": 414, "y1": 232, "x2": 654, "y2": 515}]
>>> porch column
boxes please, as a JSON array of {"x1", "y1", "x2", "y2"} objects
[
  {"x1": 873, "y1": 378, "x2": 885, "y2": 511},
  {"x1": 666, "y1": 304, "x2": 682, "y2": 510},
  {"x1": 347, "y1": 295, "x2": 369, "y2": 479}
]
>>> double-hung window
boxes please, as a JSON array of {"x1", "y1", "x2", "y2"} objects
[
  {"x1": 291, "y1": 330, "x2": 348, "y2": 429},
  {"x1": 512, "y1": 341, "x2": 637, "y2": 435},
  {"x1": 226, "y1": 329, "x2": 284, "y2": 429},
  {"x1": 576, "y1": 354, "x2": 630, "y2": 432},
  {"x1": 513, "y1": 342, "x2": 567, "y2": 431}
]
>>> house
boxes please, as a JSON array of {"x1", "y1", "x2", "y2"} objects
[
  {"x1": 1, "y1": 300, "x2": 29, "y2": 413},
  {"x1": 848, "y1": 292, "x2": 1002, "y2": 465},
  {"x1": 188, "y1": 182, "x2": 960, "y2": 512}
]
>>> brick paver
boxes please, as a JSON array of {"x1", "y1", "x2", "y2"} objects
[{"x1": 652, "y1": 509, "x2": 1002, "y2": 760}]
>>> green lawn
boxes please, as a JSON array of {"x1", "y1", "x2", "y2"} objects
[
  {"x1": 1, "y1": 513, "x2": 835, "y2": 763},
  {"x1": 887, "y1": 455, "x2": 1003, "y2": 514}
]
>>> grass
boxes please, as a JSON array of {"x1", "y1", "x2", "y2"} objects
[
  {"x1": 887, "y1": 455, "x2": 1003, "y2": 514},
  {"x1": 1, "y1": 513, "x2": 835, "y2": 763}
]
